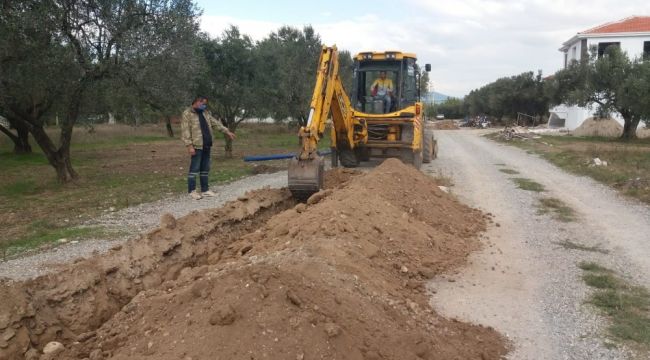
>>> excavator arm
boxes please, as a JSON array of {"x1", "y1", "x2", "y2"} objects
[{"x1": 288, "y1": 46, "x2": 365, "y2": 199}]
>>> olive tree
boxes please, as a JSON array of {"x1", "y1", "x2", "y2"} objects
[
  {"x1": 197, "y1": 26, "x2": 257, "y2": 157},
  {"x1": 256, "y1": 26, "x2": 322, "y2": 126},
  {"x1": 0, "y1": 0, "x2": 200, "y2": 182},
  {"x1": 548, "y1": 46, "x2": 650, "y2": 139}
]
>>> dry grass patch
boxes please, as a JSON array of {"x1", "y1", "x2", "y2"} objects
[
  {"x1": 580, "y1": 262, "x2": 650, "y2": 350},
  {"x1": 487, "y1": 133, "x2": 650, "y2": 204},
  {"x1": 556, "y1": 239, "x2": 608, "y2": 253},
  {"x1": 0, "y1": 123, "x2": 312, "y2": 255},
  {"x1": 512, "y1": 177, "x2": 545, "y2": 192},
  {"x1": 537, "y1": 197, "x2": 577, "y2": 222}
]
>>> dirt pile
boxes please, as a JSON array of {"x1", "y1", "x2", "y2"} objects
[
  {"x1": 637, "y1": 127, "x2": 650, "y2": 139},
  {"x1": 430, "y1": 120, "x2": 459, "y2": 130},
  {"x1": 0, "y1": 161, "x2": 507, "y2": 360},
  {"x1": 572, "y1": 117, "x2": 623, "y2": 137},
  {"x1": 0, "y1": 188, "x2": 295, "y2": 359}
]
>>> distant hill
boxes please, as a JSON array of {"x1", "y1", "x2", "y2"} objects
[{"x1": 422, "y1": 91, "x2": 451, "y2": 104}]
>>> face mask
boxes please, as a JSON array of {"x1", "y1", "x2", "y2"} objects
[{"x1": 197, "y1": 104, "x2": 207, "y2": 111}]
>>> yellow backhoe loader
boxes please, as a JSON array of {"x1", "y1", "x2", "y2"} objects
[{"x1": 288, "y1": 45, "x2": 437, "y2": 198}]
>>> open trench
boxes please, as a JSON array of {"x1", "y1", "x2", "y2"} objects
[
  {"x1": 1, "y1": 164, "x2": 508, "y2": 360},
  {"x1": 0, "y1": 187, "x2": 298, "y2": 359}
]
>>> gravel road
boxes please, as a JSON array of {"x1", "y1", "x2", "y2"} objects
[
  {"x1": 0, "y1": 172, "x2": 286, "y2": 280},
  {"x1": 427, "y1": 130, "x2": 650, "y2": 360}
]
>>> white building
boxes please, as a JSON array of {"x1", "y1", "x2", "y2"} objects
[{"x1": 549, "y1": 16, "x2": 650, "y2": 129}]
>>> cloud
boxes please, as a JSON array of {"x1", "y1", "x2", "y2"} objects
[{"x1": 199, "y1": 1, "x2": 650, "y2": 97}]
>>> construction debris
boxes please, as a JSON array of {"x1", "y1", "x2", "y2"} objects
[
  {"x1": 590, "y1": 157, "x2": 609, "y2": 167},
  {"x1": 500, "y1": 126, "x2": 541, "y2": 140}
]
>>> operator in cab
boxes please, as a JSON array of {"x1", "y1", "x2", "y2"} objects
[{"x1": 370, "y1": 71, "x2": 393, "y2": 113}]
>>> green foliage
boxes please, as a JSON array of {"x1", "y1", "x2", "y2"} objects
[
  {"x1": 0, "y1": 0, "x2": 201, "y2": 181},
  {"x1": 464, "y1": 70, "x2": 548, "y2": 123},
  {"x1": 431, "y1": 97, "x2": 466, "y2": 119},
  {"x1": 198, "y1": 26, "x2": 257, "y2": 129},
  {"x1": 548, "y1": 46, "x2": 650, "y2": 139},
  {"x1": 256, "y1": 26, "x2": 323, "y2": 126},
  {"x1": 419, "y1": 70, "x2": 430, "y2": 96}
]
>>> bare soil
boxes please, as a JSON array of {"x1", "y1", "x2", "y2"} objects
[
  {"x1": 0, "y1": 159, "x2": 506, "y2": 360},
  {"x1": 572, "y1": 117, "x2": 622, "y2": 137},
  {"x1": 430, "y1": 120, "x2": 459, "y2": 130}
]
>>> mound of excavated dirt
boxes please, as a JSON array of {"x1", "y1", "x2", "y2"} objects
[
  {"x1": 637, "y1": 127, "x2": 650, "y2": 139},
  {"x1": 430, "y1": 120, "x2": 459, "y2": 130},
  {"x1": 0, "y1": 162, "x2": 507, "y2": 360},
  {"x1": 323, "y1": 167, "x2": 359, "y2": 190},
  {"x1": 573, "y1": 117, "x2": 623, "y2": 137}
]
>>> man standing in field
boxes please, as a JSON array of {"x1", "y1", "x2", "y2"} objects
[{"x1": 181, "y1": 96, "x2": 236, "y2": 200}]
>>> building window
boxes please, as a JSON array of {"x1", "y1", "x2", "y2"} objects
[
  {"x1": 644, "y1": 41, "x2": 650, "y2": 60},
  {"x1": 572, "y1": 46, "x2": 577, "y2": 61},
  {"x1": 597, "y1": 42, "x2": 620, "y2": 58}
]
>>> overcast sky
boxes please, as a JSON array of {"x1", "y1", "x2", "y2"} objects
[{"x1": 196, "y1": 0, "x2": 650, "y2": 97}]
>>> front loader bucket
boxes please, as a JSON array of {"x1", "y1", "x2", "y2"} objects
[{"x1": 288, "y1": 155, "x2": 324, "y2": 200}]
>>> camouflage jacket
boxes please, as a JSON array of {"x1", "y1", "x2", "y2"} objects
[{"x1": 180, "y1": 107, "x2": 230, "y2": 149}]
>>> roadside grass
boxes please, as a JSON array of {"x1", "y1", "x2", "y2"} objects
[
  {"x1": 556, "y1": 240, "x2": 608, "y2": 253},
  {"x1": 0, "y1": 223, "x2": 110, "y2": 260},
  {"x1": 487, "y1": 133, "x2": 650, "y2": 204},
  {"x1": 579, "y1": 261, "x2": 614, "y2": 273},
  {"x1": 537, "y1": 197, "x2": 577, "y2": 222},
  {"x1": 0, "y1": 122, "x2": 304, "y2": 255},
  {"x1": 579, "y1": 262, "x2": 650, "y2": 349},
  {"x1": 512, "y1": 177, "x2": 545, "y2": 192},
  {"x1": 499, "y1": 168, "x2": 520, "y2": 175}
]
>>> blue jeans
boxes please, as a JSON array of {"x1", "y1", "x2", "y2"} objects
[
  {"x1": 188, "y1": 147, "x2": 211, "y2": 193},
  {"x1": 376, "y1": 94, "x2": 392, "y2": 113}
]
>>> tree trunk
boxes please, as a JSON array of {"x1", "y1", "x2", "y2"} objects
[
  {"x1": 15, "y1": 124, "x2": 32, "y2": 153},
  {"x1": 224, "y1": 136, "x2": 233, "y2": 158},
  {"x1": 222, "y1": 116, "x2": 238, "y2": 158},
  {"x1": 621, "y1": 117, "x2": 640, "y2": 140},
  {"x1": 0, "y1": 119, "x2": 32, "y2": 154},
  {"x1": 165, "y1": 116, "x2": 174, "y2": 137},
  {"x1": 30, "y1": 125, "x2": 77, "y2": 182}
]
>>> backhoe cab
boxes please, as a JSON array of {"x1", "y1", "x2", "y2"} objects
[{"x1": 288, "y1": 46, "x2": 436, "y2": 199}]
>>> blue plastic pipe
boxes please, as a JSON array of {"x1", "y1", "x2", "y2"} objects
[{"x1": 243, "y1": 150, "x2": 331, "y2": 162}]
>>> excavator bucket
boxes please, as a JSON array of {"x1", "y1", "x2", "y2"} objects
[{"x1": 288, "y1": 155, "x2": 324, "y2": 200}]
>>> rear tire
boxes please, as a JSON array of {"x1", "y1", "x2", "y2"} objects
[{"x1": 432, "y1": 139, "x2": 438, "y2": 160}]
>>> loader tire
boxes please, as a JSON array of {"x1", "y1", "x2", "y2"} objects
[
  {"x1": 331, "y1": 147, "x2": 339, "y2": 168},
  {"x1": 400, "y1": 148, "x2": 422, "y2": 170},
  {"x1": 355, "y1": 146, "x2": 370, "y2": 162},
  {"x1": 432, "y1": 139, "x2": 438, "y2": 160},
  {"x1": 339, "y1": 147, "x2": 358, "y2": 168},
  {"x1": 423, "y1": 132, "x2": 433, "y2": 163}
]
